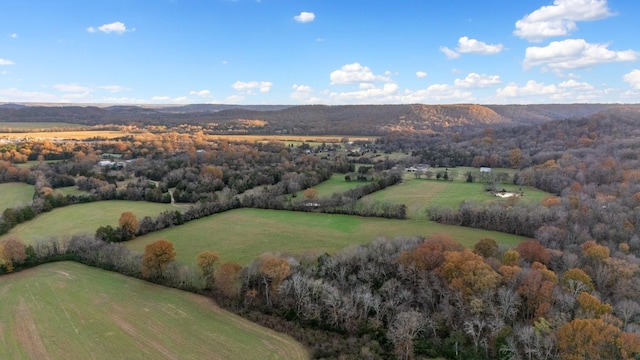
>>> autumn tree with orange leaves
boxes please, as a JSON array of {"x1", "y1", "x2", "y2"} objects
[{"x1": 141, "y1": 239, "x2": 176, "y2": 279}]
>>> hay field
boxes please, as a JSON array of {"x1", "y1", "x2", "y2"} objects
[
  {"x1": 126, "y1": 208, "x2": 525, "y2": 266},
  {"x1": 0, "y1": 200, "x2": 178, "y2": 245}
]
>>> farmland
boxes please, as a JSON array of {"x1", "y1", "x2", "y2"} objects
[
  {"x1": 126, "y1": 208, "x2": 525, "y2": 266},
  {"x1": 363, "y1": 177, "x2": 551, "y2": 218},
  {"x1": 0, "y1": 261, "x2": 308, "y2": 360},
  {"x1": 0, "y1": 182, "x2": 34, "y2": 209},
  {"x1": 2, "y1": 103, "x2": 639, "y2": 359},
  {"x1": 1, "y1": 201, "x2": 178, "y2": 245}
]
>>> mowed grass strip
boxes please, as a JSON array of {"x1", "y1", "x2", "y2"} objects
[
  {"x1": 0, "y1": 262, "x2": 308, "y2": 360},
  {"x1": 0, "y1": 200, "x2": 178, "y2": 245},
  {"x1": 363, "y1": 178, "x2": 551, "y2": 219},
  {"x1": 126, "y1": 208, "x2": 525, "y2": 266},
  {"x1": 0, "y1": 182, "x2": 34, "y2": 210}
]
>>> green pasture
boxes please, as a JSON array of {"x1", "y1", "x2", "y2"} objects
[
  {"x1": 0, "y1": 262, "x2": 308, "y2": 360},
  {"x1": 300, "y1": 174, "x2": 371, "y2": 198},
  {"x1": 126, "y1": 208, "x2": 526, "y2": 266},
  {"x1": 0, "y1": 200, "x2": 178, "y2": 245},
  {"x1": 363, "y1": 177, "x2": 551, "y2": 219},
  {"x1": 0, "y1": 182, "x2": 34, "y2": 210}
]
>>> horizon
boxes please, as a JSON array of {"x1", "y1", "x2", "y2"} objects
[{"x1": 1, "y1": 0, "x2": 639, "y2": 105}]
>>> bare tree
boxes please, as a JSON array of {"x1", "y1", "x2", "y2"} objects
[{"x1": 387, "y1": 310, "x2": 426, "y2": 360}]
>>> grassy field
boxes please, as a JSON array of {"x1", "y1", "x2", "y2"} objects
[
  {"x1": 0, "y1": 130, "x2": 128, "y2": 140},
  {"x1": 126, "y1": 208, "x2": 526, "y2": 266},
  {"x1": 0, "y1": 200, "x2": 179, "y2": 245},
  {"x1": 0, "y1": 182, "x2": 34, "y2": 210},
  {"x1": 301, "y1": 174, "x2": 372, "y2": 198},
  {"x1": 363, "y1": 177, "x2": 551, "y2": 218},
  {"x1": 0, "y1": 261, "x2": 308, "y2": 360}
]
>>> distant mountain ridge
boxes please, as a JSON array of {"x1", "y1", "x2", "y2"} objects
[{"x1": 0, "y1": 103, "x2": 635, "y2": 135}]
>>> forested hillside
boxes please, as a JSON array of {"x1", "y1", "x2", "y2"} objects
[{"x1": 0, "y1": 103, "x2": 634, "y2": 135}]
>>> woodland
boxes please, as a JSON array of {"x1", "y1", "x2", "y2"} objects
[{"x1": 2, "y1": 104, "x2": 640, "y2": 359}]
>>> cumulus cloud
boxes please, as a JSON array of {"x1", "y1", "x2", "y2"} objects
[
  {"x1": 87, "y1": 21, "x2": 132, "y2": 34},
  {"x1": 232, "y1": 81, "x2": 273, "y2": 93},
  {"x1": 496, "y1": 80, "x2": 558, "y2": 98},
  {"x1": 290, "y1": 84, "x2": 321, "y2": 103},
  {"x1": 457, "y1": 36, "x2": 503, "y2": 55},
  {"x1": 440, "y1": 37, "x2": 503, "y2": 59},
  {"x1": 524, "y1": 39, "x2": 638, "y2": 70},
  {"x1": 294, "y1": 11, "x2": 315, "y2": 23},
  {"x1": 624, "y1": 69, "x2": 640, "y2": 89},
  {"x1": 0, "y1": 58, "x2": 15, "y2": 65},
  {"x1": 329, "y1": 63, "x2": 391, "y2": 85},
  {"x1": 189, "y1": 89, "x2": 211, "y2": 97},
  {"x1": 416, "y1": 71, "x2": 428, "y2": 78},
  {"x1": 454, "y1": 73, "x2": 502, "y2": 88},
  {"x1": 514, "y1": 0, "x2": 613, "y2": 42},
  {"x1": 329, "y1": 83, "x2": 400, "y2": 104},
  {"x1": 440, "y1": 46, "x2": 460, "y2": 59},
  {"x1": 558, "y1": 79, "x2": 594, "y2": 90}
]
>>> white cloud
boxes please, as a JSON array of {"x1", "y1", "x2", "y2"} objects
[
  {"x1": 290, "y1": 84, "x2": 321, "y2": 103},
  {"x1": 293, "y1": 11, "x2": 315, "y2": 23},
  {"x1": 189, "y1": 89, "x2": 211, "y2": 97},
  {"x1": 0, "y1": 58, "x2": 15, "y2": 66},
  {"x1": 150, "y1": 95, "x2": 189, "y2": 103},
  {"x1": 440, "y1": 46, "x2": 460, "y2": 59},
  {"x1": 87, "y1": 21, "x2": 131, "y2": 34},
  {"x1": 0, "y1": 88, "x2": 56, "y2": 102},
  {"x1": 623, "y1": 69, "x2": 640, "y2": 89},
  {"x1": 232, "y1": 81, "x2": 273, "y2": 93},
  {"x1": 9, "y1": 33, "x2": 17, "y2": 39},
  {"x1": 416, "y1": 71, "x2": 428, "y2": 78},
  {"x1": 457, "y1": 36, "x2": 503, "y2": 55},
  {"x1": 329, "y1": 63, "x2": 391, "y2": 85},
  {"x1": 496, "y1": 80, "x2": 558, "y2": 98},
  {"x1": 402, "y1": 84, "x2": 474, "y2": 104},
  {"x1": 454, "y1": 73, "x2": 502, "y2": 88},
  {"x1": 98, "y1": 85, "x2": 128, "y2": 93},
  {"x1": 524, "y1": 39, "x2": 638, "y2": 70},
  {"x1": 53, "y1": 83, "x2": 92, "y2": 93},
  {"x1": 514, "y1": 0, "x2": 613, "y2": 42},
  {"x1": 440, "y1": 37, "x2": 503, "y2": 59},
  {"x1": 329, "y1": 83, "x2": 400, "y2": 104},
  {"x1": 558, "y1": 79, "x2": 594, "y2": 90}
]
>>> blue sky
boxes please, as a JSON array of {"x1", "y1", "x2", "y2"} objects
[{"x1": 1, "y1": 0, "x2": 639, "y2": 105}]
